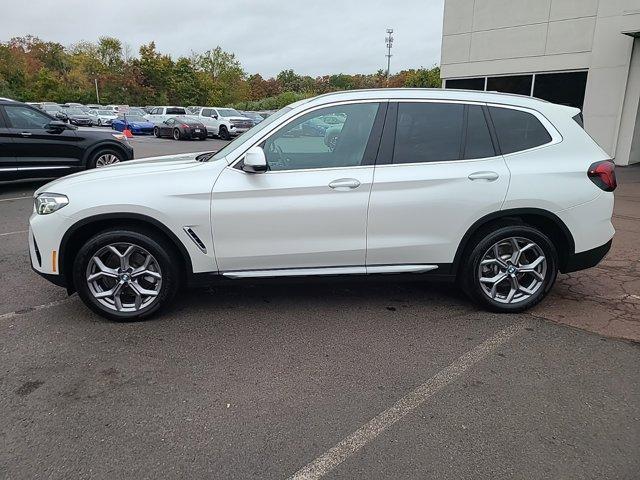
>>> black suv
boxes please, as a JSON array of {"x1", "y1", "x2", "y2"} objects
[{"x1": 0, "y1": 99, "x2": 134, "y2": 181}]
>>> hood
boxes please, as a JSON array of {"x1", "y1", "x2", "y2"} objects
[
  {"x1": 130, "y1": 121, "x2": 154, "y2": 127},
  {"x1": 35, "y1": 151, "x2": 215, "y2": 195}
]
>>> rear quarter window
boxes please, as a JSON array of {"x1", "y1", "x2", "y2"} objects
[{"x1": 489, "y1": 106, "x2": 552, "y2": 154}]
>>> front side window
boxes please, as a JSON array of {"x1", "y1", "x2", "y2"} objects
[
  {"x1": 4, "y1": 105, "x2": 52, "y2": 129},
  {"x1": 489, "y1": 107, "x2": 552, "y2": 154},
  {"x1": 262, "y1": 103, "x2": 379, "y2": 171},
  {"x1": 202, "y1": 108, "x2": 212, "y2": 117},
  {"x1": 393, "y1": 102, "x2": 464, "y2": 164}
]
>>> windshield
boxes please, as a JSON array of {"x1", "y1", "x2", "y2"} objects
[
  {"x1": 65, "y1": 108, "x2": 85, "y2": 115},
  {"x1": 97, "y1": 110, "x2": 113, "y2": 115},
  {"x1": 209, "y1": 106, "x2": 293, "y2": 162},
  {"x1": 217, "y1": 108, "x2": 241, "y2": 117}
]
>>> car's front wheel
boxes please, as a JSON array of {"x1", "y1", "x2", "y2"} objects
[
  {"x1": 153, "y1": 126, "x2": 160, "y2": 138},
  {"x1": 218, "y1": 126, "x2": 230, "y2": 140},
  {"x1": 72, "y1": 229, "x2": 180, "y2": 321},
  {"x1": 461, "y1": 225, "x2": 558, "y2": 313},
  {"x1": 89, "y1": 149, "x2": 125, "y2": 169}
]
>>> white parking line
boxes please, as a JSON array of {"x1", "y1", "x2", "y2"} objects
[
  {"x1": 0, "y1": 230, "x2": 28, "y2": 237},
  {"x1": 0, "y1": 196, "x2": 31, "y2": 202},
  {"x1": 288, "y1": 321, "x2": 526, "y2": 480},
  {"x1": 0, "y1": 298, "x2": 73, "y2": 321}
]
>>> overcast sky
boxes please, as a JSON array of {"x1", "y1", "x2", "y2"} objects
[{"x1": 0, "y1": 0, "x2": 444, "y2": 77}]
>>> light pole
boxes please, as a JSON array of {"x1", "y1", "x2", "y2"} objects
[
  {"x1": 385, "y1": 28, "x2": 394, "y2": 84},
  {"x1": 94, "y1": 78, "x2": 100, "y2": 104}
]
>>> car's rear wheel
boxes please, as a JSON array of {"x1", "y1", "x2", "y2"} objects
[
  {"x1": 153, "y1": 126, "x2": 160, "y2": 138},
  {"x1": 72, "y1": 229, "x2": 180, "y2": 321},
  {"x1": 173, "y1": 128, "x2": 181, "y2": 140},
  {"x1": 461, "y1": 225, "x2": 558, "y2": 313},
  {"x1": 89, "y1": 149, "x2": 125, "y2": 169}
]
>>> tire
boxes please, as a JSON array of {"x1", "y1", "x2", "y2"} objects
[
  {"x1": 88, "y1": 148, "x2": 125, "y2": 169},
  {"x1": 218, "y1": 126, "x2": 230, "y2": 140},
  {"x1": 97, "y1": 119, "x2": 102, "y2": 126},
  {"x1": 72, "y1": 228, "x2": 180, "y2": 321},
  {"x1": 173, "y1": 128, "x2": 181, "y2": 140},
  {"x1": 460, "y1": 225, "x2": 558, "y2": 313},
  {"x1": 153, "y1": 126, "x2": 160, "y2": 138}
]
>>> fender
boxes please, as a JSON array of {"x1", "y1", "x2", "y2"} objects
[
  {"x1": 58, "y1": 212, "x2": 194, "y2": 288},
  {"x1": 81, "y1": 140, "x2": 133, "y2": 167},
  {"x1": 449, "y1": 208, "x2": 576, "y2": 275}
]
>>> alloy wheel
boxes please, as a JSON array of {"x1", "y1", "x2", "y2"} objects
[
  {"x1": 95, "y1": 153, "x2": 121, "y2": 167},
  {"x1": 86, "y1": 243, "x2": 162, "y2": 313},
  {"x1": 478, "y1": 237, "x2": 547, "y2": 304}
]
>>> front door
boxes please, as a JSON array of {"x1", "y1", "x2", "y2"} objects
[
  {"x1": 211, "y1": 101, "x2": 386, "y2": 273},
  {"x1": 3, "y1": 104, "x2": 83, "y2": 179},
  {"x1": 367, "y1": 101, "x2": 510, "y2": 268},
  {"x1": 0, "y1": 107, "x2": 16, "y2": 181}
]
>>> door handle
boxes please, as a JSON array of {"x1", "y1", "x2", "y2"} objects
[
  {"x1": 329, "y1": 178, "x2": 361, "y2": 190},
  {"x1": 19, "y1": 132, "x2": 32, "y2": 137},
  {"x1": 468, "y1": 171, "x2": 499, "y2": 181}
]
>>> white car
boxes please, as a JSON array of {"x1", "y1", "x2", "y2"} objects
[
  {"x1": 29, "y1": 89, "x2": 616, "y2": 320},
  {"x1": 188, "y1": 107, "x2": 253, "y2": 140},
  {"x1": 145, "y1": 106, "x2": 188, "y2": 124},
  {"x1": 91, "y1": 109, "x2": 118, "y2": 126}
]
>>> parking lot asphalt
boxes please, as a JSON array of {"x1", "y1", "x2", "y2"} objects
[{"x1": 0, "y1": 140, "x2": 639, "y2": 479}]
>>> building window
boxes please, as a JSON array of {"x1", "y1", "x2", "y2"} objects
[
  {"x1": 445, "y1": 78, "x2": 485, "y2": 90},
  {"x1": 486, "y1": 75, "x2": 533, "y2": 96},
  {"x1": 533, "y1": 71, "x2": 588, "y2": 109}
]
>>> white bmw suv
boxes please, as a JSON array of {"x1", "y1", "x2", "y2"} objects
[{"x1": 29, "y1": 89, "x2": 616, "y2": 320}]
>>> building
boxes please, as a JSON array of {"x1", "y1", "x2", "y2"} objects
[{"x1": 440, "y1": 0, "x2": 640, "y2": 166}]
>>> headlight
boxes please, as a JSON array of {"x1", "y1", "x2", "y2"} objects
[
  {"x1": 112, "y1": 133, "x2": 128, "y2": 141},
  {"x1": 34, "y1": 193, "x2": 69, "y2": 215}
]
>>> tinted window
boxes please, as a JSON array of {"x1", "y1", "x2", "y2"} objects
[
  {"x1": 487, "y1": 75, "x2": 533, "y2": 96},
  {"x1": 489, "y1": 107, "x2": 552, "y2": 154},
  {"x1": 533, "y1": 71, "x2": 588, "y2": 109},
  {"x1": 166, "y1": 107, "x2": 186, "y2": 115},
  {"x1": 4, "y1": 105, "x2": 52, "y2": 129},
  {"x1": 393, "y1": 102, "x2": 464, "y2": 163},
  {"x1": 202, "y1": 108, "x2": 212, "y2": 117},
  {"x1": 464, "y1": 106, "x2": 495, "y2": 159},
  {"x1": 263, "y1": 103, "x2": 379, "y2": 171},
  {"x1": 445, "y1": 78, "x2": 485, "y2": 90}
]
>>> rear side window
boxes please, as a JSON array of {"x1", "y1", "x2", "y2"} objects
[
  {"x1": 167, "y1": 107, "x2": 186, "y2": 115},
  {"x1": 489, "y1": 107, "x2": 552, "y2": 154},
  {"x1": 464, "y1": 106, "x2": 495, "y2": 159},
  {"x1": 393, "y1": 102, "x2": 464, "y2": 163}
]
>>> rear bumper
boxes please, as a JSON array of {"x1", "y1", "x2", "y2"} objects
[{"x1": 562, "y1": 239, "x2": 612, "y2": 273}]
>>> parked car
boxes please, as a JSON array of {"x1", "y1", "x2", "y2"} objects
[
  {"x1": 145, "y1": 106, "x2": 188, "y2": 123},
  {"x1": 240, "y1": 111, "x2": 265, "y2": 125},
  {"x1": 27, "y1": 89, "x2": 616, "y2": 320},
  {"x1": 86, "y1": 104, "x2": 102, "y2": 110},
  {"x1": 127, "y1": 107, "x2": 148, "y2": 117},
  {"x1": 62, "y1": 102, "x2": 84, "y2": 108},
  {"x1": 152, "y1": 116, "x2": 207, "y2": 140},
  {"x1": 111, "y1": 115, "x2": 155, "y2": 135},
  {"x1": 187, "y1": 107, "x2": 252, "y2": 139},
  {"x1": 62, "y1": 107, "x2": 94, "y2": 127},
  {"x1": 0, "y1": 99, "x2": 134, "y2": 182},
  {"x1": 42, "y1": 104, "x2": 68, "y2": 122},
  {"x1": 91, "y1": 109, "x2": 118, "y2": 126}
]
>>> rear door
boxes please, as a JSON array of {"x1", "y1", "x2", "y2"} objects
[
  {"x1": 3, "y1": 104, "x2": 83, "y2": 179},
  {"x1": 0, "y1": 107, "x2": 17, "y2": 181},
  {"x1": 366, "y1": 101, "x2": 510, "y2": 269}
]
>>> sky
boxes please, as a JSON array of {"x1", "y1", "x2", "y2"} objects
[{"x1": 0, "y1": 0, "x2": 445, "y2": 77}]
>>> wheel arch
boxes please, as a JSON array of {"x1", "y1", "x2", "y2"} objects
[
  {"x1": 59, "y1": 213, "x2": 194, "y2": 293},
  {"x1": 452, "y1": 208, "x2": 576, "y2": 276},
  {"x1": 82, "y1": 141, "x2": 131, "y2": 168}
]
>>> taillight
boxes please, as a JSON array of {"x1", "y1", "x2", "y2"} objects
[
  {"x1": 182, "y1": 124, "x2": 189, "y2": 129},
  {"x1": 588, "y1": 160, "x2": 616, "y2": 192}
]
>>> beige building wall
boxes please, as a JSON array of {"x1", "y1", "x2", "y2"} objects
[{"x1": 441, "y1": 0, "x2": 640, "y2": 166}]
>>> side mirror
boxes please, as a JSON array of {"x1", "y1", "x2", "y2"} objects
[
  {"x1": 46, "y1": 120, "x2": 75, "y2": 132},
  {"x1": 212, "y1": 114, "x2": 218, "y2": 119},
  {"x1": 242, "y1": 146, "x2": 268, "y2": 173}
]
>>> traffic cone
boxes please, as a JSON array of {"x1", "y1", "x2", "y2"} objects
[{"x1": 123, "y1": 127, "x2": 133, "y2": 138}]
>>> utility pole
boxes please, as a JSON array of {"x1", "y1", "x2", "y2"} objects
[
  {"x1": 385, "y1": 28, "x2": 394, "y2": 85},
  {"x1": 94, "y1": 78, "x2": 100, "y2": 104}
]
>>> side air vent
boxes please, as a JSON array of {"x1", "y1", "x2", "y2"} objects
[
  {"x1": 183, "y1": 227, "x2": 207, "y2": 254},
  {"x1": 33, "y1": 235, "x2": 42, "y2": 266}
]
